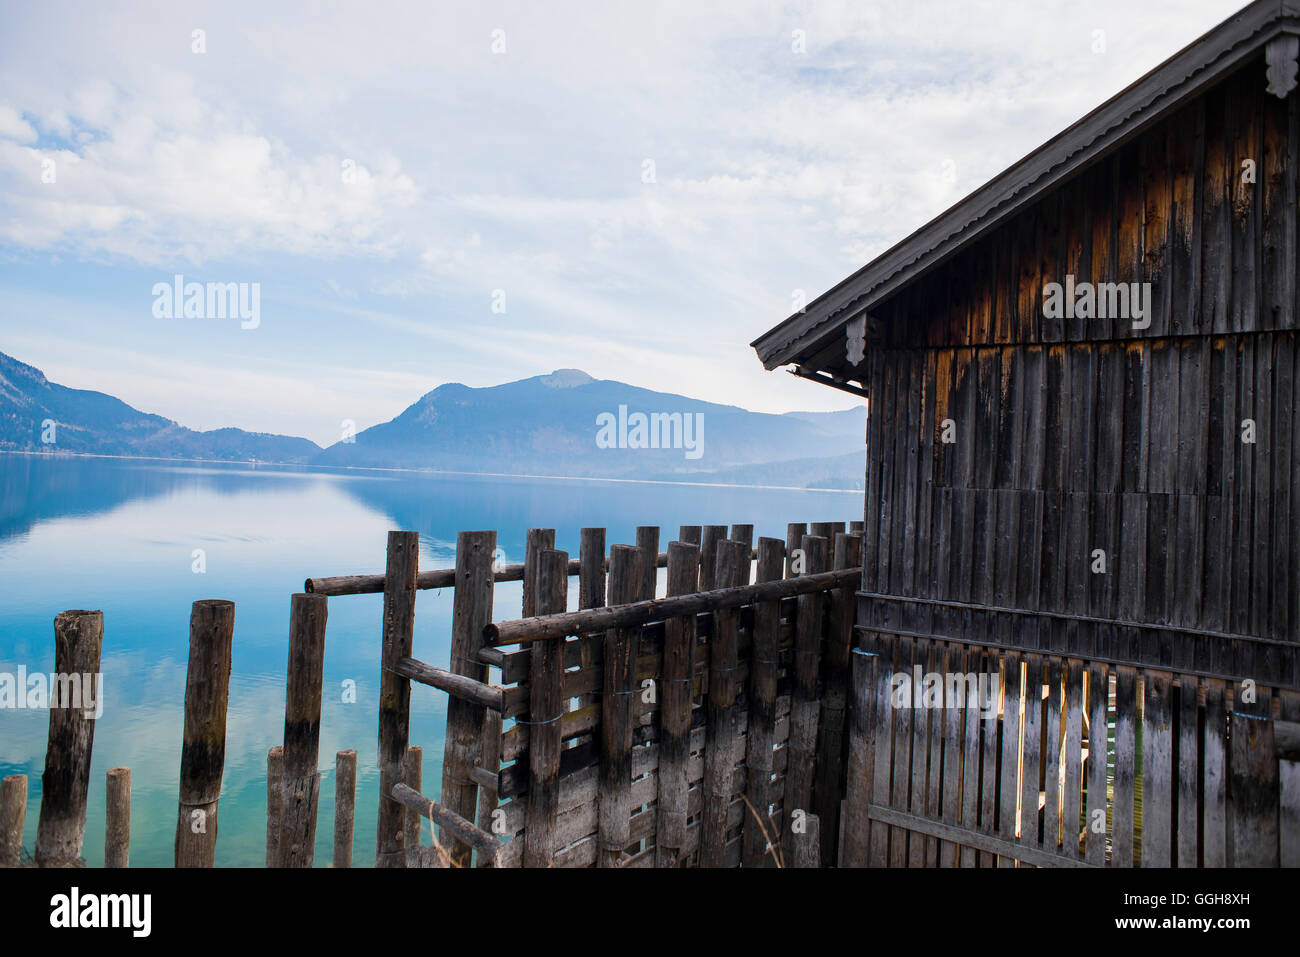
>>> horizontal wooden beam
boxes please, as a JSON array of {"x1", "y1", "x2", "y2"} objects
[
  {"x1": 389, "y1": 657, "x2": 504, "y2": 712},
  {"x1": 389, "y1": 782, "x2": 502, "y2": 863},
  {"x1": 485, "y1": 567, "x2": 860, "y2": 646},
  {"x1": 864, "y1": 805, "x2": 1096, "y2": 868}
]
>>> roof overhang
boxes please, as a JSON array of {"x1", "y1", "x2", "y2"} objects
[{"x1": 752, "y1": 0, "x2": 1300, "y2": 383}]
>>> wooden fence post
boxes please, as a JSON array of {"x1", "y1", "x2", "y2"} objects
[
  {"x1": 475, "y1": 709, "x2": 503, "y2": 868},
  {"x1": 1229, "y1": 704, "x2": 1279, "y2": 866},
  {"x1": 441, "y1": 529, "x2": 496, "y2": 867},
  {"x1": 524, "y1": 529, "x2": 556, "y2": 617},
  {"x1": 404, "y1": 745, "x2": 423, "y2": 856},
  {"x1": 790, "y1": 813, "x2": 821, "y2": 868},
  {"x1": 814, "y1": 531, "x2": 861, "y2": 866},
  {"x1": 279, "y1": 592, "x2": 329, "y2": 867},
  {"x1": 175, "y1": 600, "x2": 235, "y2": 868},
  {"x1": 656, "y1": 540, "x2": 700, "y2": 867},
  {"x1": 266, "y1": 745, "x2": 283, "y2": 866},
  {"x1": 34, "y1": 609, "x2": 103, "y2": 867},
  {"x1": 699, "y1": 525, "x2": 727, "y2": 590},
  {"x1": 743, "y1": 538, "x2": 784, "y2": 867},
  {"x1": 678, "y1": 525, "x2": 702, "y2": 549},
  {"x1": 782, "y1": 535, "x2": 828, "y2": 855},
  {"x1": 636, "y1": 526, "x2": 659, "y2": 600},
  {"x1": 599, "y1": 544, "x2": 642, "y2": 867},
  {"x1": 785, "y1": 523, "x2": 808, "y2": 578},
  {"x1": 376, "y1": 530, "x2": 419, "y2": 868},
  {"x1": 840, "y1": 650, "x2": 878, "y2": 867},
  {"x1": 0, "y1": 775, "x2": 26, "y2": 867},
  {"x1": 523, "y1": 549, "x2": 568, "y2": 866},
  {"x1": 104, "y1": 767, "x2": 130, "y2": 868},
  {"x1": 701, "y1": 538, "x2": 748, "y2": 867},
  {"x1": 334, "y1": 749, "x2": 356, "y2": 868}
]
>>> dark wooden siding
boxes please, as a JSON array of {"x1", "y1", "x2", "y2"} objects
[{"x1": 859, "y1": 54, "x2": 1299, "y2": 682}]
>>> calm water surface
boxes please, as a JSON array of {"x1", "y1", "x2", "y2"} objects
[{"x1": 0, "y1": 454, "x2": 858, "y2": 866}]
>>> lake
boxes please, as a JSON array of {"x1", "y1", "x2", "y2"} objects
[{"x1": 0, "y1": 453, "x2": 859, "y2": 866}]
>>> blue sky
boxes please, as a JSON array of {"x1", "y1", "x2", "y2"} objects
[{"x1": 0, "y1": 0, "x2": 1247, "y2": 446}]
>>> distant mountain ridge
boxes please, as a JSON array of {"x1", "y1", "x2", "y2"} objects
[{"x1": 0, "y1": 351, "x2": 865, "y2": 488}]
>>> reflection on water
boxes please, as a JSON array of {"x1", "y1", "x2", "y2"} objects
[{"x1": 0, "y1": 454, "x2": 859, "y2": 866}]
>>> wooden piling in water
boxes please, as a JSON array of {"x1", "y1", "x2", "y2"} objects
[
  {"x1": 743, "y1": 537, "x2": 784, "y2": 868},
  {"x1": 334, "y1": 749, "x2": 356, "y2": 868},
  {"x1": 440, "y1": 529, "x2": 496, "y2": 867},
  {"x1": 376, "y1": 531, "x2": 419, "y2": 868},
  {"x1": 599, "y1": 545, "x2": 642, "y2": 867},
  {"x1": 266, "y1": 745, "x2": 284, "y2": 866},
  {"x1": 523, "y1": 549, "x2": 568, "y2": 866},
  {"x1": 813, "y1": 531, "x2": 861, "y2": 866},
  {"x1": 404, "y1": 745, "x2": 423, "y2": 851},
  {"x1": 782, "y1": 535, "x2": 828, "y2": 855},
  {"x1": 655, "y1": 540, "x2": 700, "y2": 867},
  {"x1": 701, "y1": 539, "x2": 748, "y2": 867},
  {"x1": 279, "y1": 592, "x2": 329, "y2": 868},
  {"x1": 0, "y1": 775, "x2": 26, "y2": 868},
  {"x1": 175, "y1": 600, "x2": 234, "y2": 868},
  {"x1": 34, "y1": 609, "x2": 103, "y2": 867},
  {"x1": 104, "y1": 767, "x2": 130, "y2": 868}
]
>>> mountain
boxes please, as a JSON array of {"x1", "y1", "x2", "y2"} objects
[
  {"x1": 0, "y1": 352, "x2": 867, "y2": 487},
  {"x1": 314, "y1": 368, "x2": 865, "y2": 484},
  {"x1": 0, "y1": 351, "x2": 320, "y2": 463}
]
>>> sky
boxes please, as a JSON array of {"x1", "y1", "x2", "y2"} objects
[{"x1": 0, "y1": 0, "x2": 1250, "y2": 447}]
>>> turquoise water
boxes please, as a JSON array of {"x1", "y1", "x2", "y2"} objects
[{"x1": 0, "y1": 454, "x2": 858, "y2": 866}]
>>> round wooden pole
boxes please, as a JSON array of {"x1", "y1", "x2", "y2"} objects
[
  {"x1": 175, "y1": 599, "x2": 234, "y2": 868},
  {"x1": 0, "y1": 774, "x2": 27, "y2": 867},
  {"x1": 376, "y1": 531, "x2": 419, "y2": 868},
  {"x1": 278, "y1": 592, "x2": 329, "y2": 867},
  {"x1": 35, "y1": 609, "x2": 103, "y2": 867},
  {"x1": 266, "y1": 745, "x2": 284, "y2": 866},
  {"x1": 333, "y1": 749, "x2": 357, "y2": 868},
  {"x1": 104, "y1": 767, "x2": 130, "y2": 868}
]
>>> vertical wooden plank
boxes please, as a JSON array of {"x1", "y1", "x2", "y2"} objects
[
  {"x1": 439, "y1": 529, "x2": 495, "y2": 867},
  {"x1": 635, "y1": 526, "x2": 659, "y2": 600},
  {"x1": 678, "y1": 525, "x2": 702, "y2": 549},
  {"x1": 1111, "y1": 666, "x2": 1137, "y2": 867},
  {"x1": 333, "y1": 749, "x2": 356, "y2": 869},
  {"x1": 867, "y1": 635, "x2": 896, "y2": 868},
  {"x1": 977, "y1": 646, "x2": 1000, "y2": 866},
  {"x1": 523, "y1": 549, "x2": 569, "y2": 867},
  {"x1": 840, "y1": 650, "x2": 878, "y2": 867},
  {"x1": 172, "y1": 602, "x2": 233, "y2": 869},
  {"x1": 743, "y1": 538, "x2": 785, "y2": 868},
  {"x1": 0, "y1": 775, "x2": 27, "y2": 868},
  {"x1": 658, "y1": 541, "x2": 701, "y2": 867},
  {"x1": 997, "y1": 650, "x2": 1023, "y2": 865},
  {"x1": 1018, "y1": 654, "x2": 1044, "y2": 853},
  {"x1": 1202, "y1": 678, "x2": 1229, "y2": 866},
  {"x1": 1229, "y1": 696, "x2": 1279, "y2": 867},
  {"x1": 1141, "y1": 670, "x2": 1173, "y2": 867},
  {"x1": 474, "y1": 709, "x2": 502, "y2": 868},
  {"x1": 702, "y1": 538, "x2": 748, "y2": 867},
  {"x1": 1062, "y1": 659, "x2": 1084, "y2": 858},
  {"x1": 1176, "y1": 679, "x2": 1199, "y2": 867},
  {"x1": 939, "y1": 643, "x2": 964, "y2": 867},
  {"x1": 814, "y1": 531, "x2": 861, "y2": 866},
  {"x1": 598, "y1": 545, "x2": 643, "y2": 867},
  {"x1": 960, "y1": 645, "x2": 983, "y2": 867},
  {"x1": 577, "y1": 527, "x2": 607, "y2": 712},
  {"x1": 1041, "y1": 657, "x2": 1063, "y2": 854},
  {"x1": 34, "y1": 609, "x2": 104, "y2": 868},
  {"x1": 889, "y1": 634, "x2": 916, "y2": 867},
  {"x1": 523, "y1": 528, "x2": 556, "y2": 617},
  {"x1": 1085, "y1": 664, "x2": 1110, "y2": 865},
  {"x1": 782, "y1": 534, "x2": 829, "y2": 858},
  {"x1": 278, "y1": 592, "x2": 329, "y2": 868},
  {"x1": 906, "y1": 637, "x2": 932, "y2": 868},
  {"x1": 376, "y1": 531, "x2": 419, "y2": 868},
  {"x1": 104, "y1": 767, "x2": 130, "y2": 869}
]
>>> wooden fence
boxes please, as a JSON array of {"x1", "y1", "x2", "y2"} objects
[{"x1": 840, "y1": 630, "x2": 1300, "y2": 867}]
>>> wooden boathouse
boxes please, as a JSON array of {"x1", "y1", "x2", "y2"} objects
[{"x1": 753, "y1": 0, "x2": 1300, "y2": 866}]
